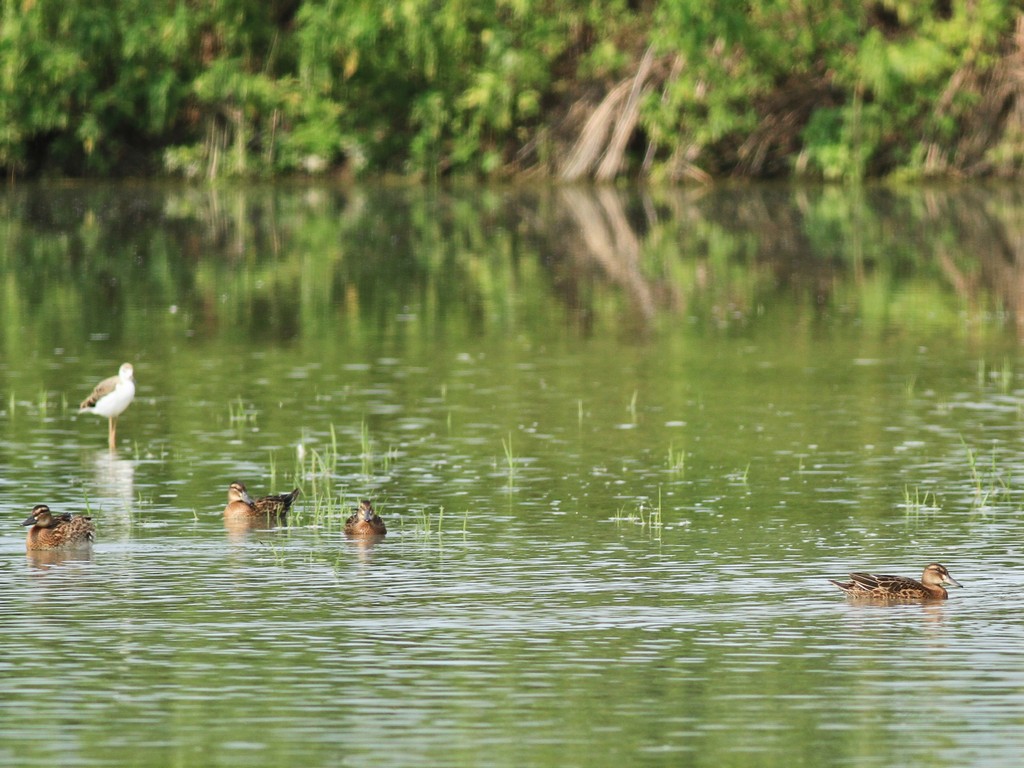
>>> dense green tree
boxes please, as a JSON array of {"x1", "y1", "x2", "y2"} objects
[
  {"x1": 645, "y1": 0, "x2": 1021, "y2": 180},
  {"x1": 1, "y1": 1, "x2": 1022, "y2": 180}
]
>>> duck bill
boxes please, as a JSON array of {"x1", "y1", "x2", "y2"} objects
[
  {"x1": 944, "y1": 576, "x2": 963, "y2": 588},
  {"x1": 21, "y1": 514, "x2": 37, "y2": 526}
]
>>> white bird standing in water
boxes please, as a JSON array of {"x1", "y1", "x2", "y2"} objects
[{"x1": 79, "y1": 363, "x2": 135, "y2": 449}]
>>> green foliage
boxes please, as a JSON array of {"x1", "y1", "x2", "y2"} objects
[
  {"x1": 1, "y1": 0, "x2": 1022, "y2": 178},
  {"x1": 644, "y1": 0, "x2": 1020, "y2": 179},
  {"x1": 799, "y1": 104, "x2": 883, "y2": 182},
  {"x1": 0, "y1": 0, "x2": 196, "y2": 174}
]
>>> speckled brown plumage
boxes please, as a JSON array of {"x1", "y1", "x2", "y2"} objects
[
  {"x1": 223, "y1": 481, "x2": 299, "y2": 519},
  {"x1": 344, "y1": 500, "x2": 386, "y2": 537},
  {"x1": 22, "y1": 504, "x2": 95, "y2": 551},
  {"x1": 829, "y1": 563, "x2": 962, "y2": 600}
]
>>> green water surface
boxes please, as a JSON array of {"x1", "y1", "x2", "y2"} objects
[{"x1": 2, "y1": 181, "x2": 1024, "y2": 767}]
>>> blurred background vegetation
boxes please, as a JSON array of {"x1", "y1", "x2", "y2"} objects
[{"x1": 2, "y1": 1, "x2": 1023, "y2": 181}]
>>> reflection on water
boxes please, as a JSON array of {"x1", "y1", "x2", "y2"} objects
[
  {"x1": 25, "y1": 547, "x2": 95, "y2": 572},
  {"x1": 89, "y1": 449, "x2": 135, "y2": 506},
  {"x1": 342, "y1": 533, "x2": 386, "y2": 563},
  {"x1": 3, "y1": 182, "x2": 1024, "y2": 767},
  {"x1": 559, "y1": 186, "x2": 657, "y2": 328},
  {"x1": 223, "y1": 513, "x2": 290, "y2": 542},
  {"x1": 4, "y1": 182, "x2": 1024, "y2": 351}
]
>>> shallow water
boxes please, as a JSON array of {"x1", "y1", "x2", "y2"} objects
[{"x1": 3, "y1": 181, "x2": 1024, "y2": 766}]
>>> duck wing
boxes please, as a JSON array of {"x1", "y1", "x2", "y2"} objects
[
  {"x1": 847, "y1": 572, "x2": 926, "y2": 596},
  {"x1": 252, "y1": 488, "x2": 300, "y2": 516}
]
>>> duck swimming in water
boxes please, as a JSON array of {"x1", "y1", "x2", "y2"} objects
[
  {"x1": 829, "y1": 563, "x2": 962, "y2": 600},
  {"x1": 344, "y1": 500, "x2": 386, "y2": 537},
  {"x1": 22, "y1": 504, "x2": 95, "y2": 551},
  {"x1": 223, "y1": 481, "x2": 300, "y2": 519}
]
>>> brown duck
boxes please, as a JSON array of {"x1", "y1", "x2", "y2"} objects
[
  {"x1": 344, "y1": 500, "x2": 386, "y2": 537},
  {"x1": 829, "y1": 563, "x2": 962, "y2": 600},
  {"x1": 224, "y1": 481, "x2": 300, "y2": 519},
  {"x1": 22, "y1": 504, "x2": 95, "y2": 550}
]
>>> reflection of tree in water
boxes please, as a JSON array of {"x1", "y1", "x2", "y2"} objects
[
  {"x1": 927, "y1": 187, "x2": 1024, "y2": 339},
  {"x1": 695, "y1": 186, "x2": 842, "y2": 310},
  {"x1": 550, "y1": 186, "x2": 655, "y2": 335},
  {"x1": 543, "y1": 185, "x2": 840, "y2": 334},
  {"x1": 9, "y1": 182, "x2": 1024, "y2": 344},
  {"x1": 541, "y1": 183, "x2": 1024, "y2": 339}
]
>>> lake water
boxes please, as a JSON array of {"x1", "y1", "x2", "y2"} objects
[{"x1": 3, "y1": 181, "x2": 1024, "y2": 766}]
